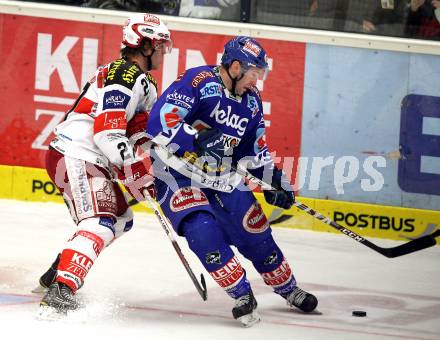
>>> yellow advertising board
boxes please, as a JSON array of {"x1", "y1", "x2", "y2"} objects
[{"x1": 2, "y1": 165, "x2": 439, "y2": 242}]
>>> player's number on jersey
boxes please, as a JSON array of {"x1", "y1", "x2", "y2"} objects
[
  {"x1": 117, "y1": 142, "x2": 129, "y2": 161},
  {"x1": 141, "y1": 78, "x2": 149, "y2": 96}
]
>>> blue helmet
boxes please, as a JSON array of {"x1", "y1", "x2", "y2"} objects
[{"x1": 221, "y1": 36, "x2": 268, "y2": 70}]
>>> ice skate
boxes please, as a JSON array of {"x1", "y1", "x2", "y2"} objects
[
  {"x1": 232, "y1": 290, "x2": 261, "y2": 327},
  {"x1": 32, "y1": 254, "x2": 60, "y2": 294},
  {"x1": 37, "y1": 282, "x2": 79, "y2": 319},
  {"x1": 286, "y1": 286, "x2": 318, "y2": 313}
]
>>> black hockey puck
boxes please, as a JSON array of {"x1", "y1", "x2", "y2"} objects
[{"x1": 352, "y1": 310, "x2": 367, "y2": 317}]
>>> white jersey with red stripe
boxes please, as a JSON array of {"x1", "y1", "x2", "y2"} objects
[{"x1": 50, "y1": 58, "x2": 157, "y2": 170}]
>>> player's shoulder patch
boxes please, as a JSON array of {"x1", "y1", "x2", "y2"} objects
[{"x1": 105, "y1": 58, "x2": 143, "y2": 89}]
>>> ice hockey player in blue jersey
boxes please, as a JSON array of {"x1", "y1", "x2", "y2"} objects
[{"x1": 147, "y1": 36, "x2": 318, "y2": 327}]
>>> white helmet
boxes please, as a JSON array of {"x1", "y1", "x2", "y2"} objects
[{"x1": 122, "y1": 13, "x2": 172, "y2": 52}]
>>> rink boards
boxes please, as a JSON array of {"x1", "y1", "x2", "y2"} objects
[
  {"x1": 0, "y1": 2, "x2": 439, "y2": 241},
  {"x1": 1, "y1": 164, "x2": 438, "y2": 243}
]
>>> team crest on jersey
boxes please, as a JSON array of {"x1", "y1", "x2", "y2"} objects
[
  {"x1": 243, "y1": 40, "x2": 261, "y2": 57},
  {"x1": 242, "y1": 202, "x2": 269, "y2": 233},
  {"x1": 200, "y1": 82, "x2": 222, "y2": 100},
  {"x1": 192, "y1": 71, "x2": 215, "y2": 87},
  {"x1": 247, "y1": 95, "x2": 259, "y2": 117},
  {"x1": 206, "y1": 251, "x2": 221, "y2": 264},
  {"x1": 170, "y1": 187, "x2": 209, "y2": 212},
  {"x1": 264, "y1": 251, "x2": 278, "y2": 265}
]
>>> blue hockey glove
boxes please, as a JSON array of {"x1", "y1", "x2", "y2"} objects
[
  {"x1": 194, "y1": 128, "x2": 225, "y2": 167},
  {"x1": 263, "y1": 166, "x2": 295, "y2": 209}
]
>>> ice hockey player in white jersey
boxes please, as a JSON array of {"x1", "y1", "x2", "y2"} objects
[{"x1": 36, "y1": 13, "x2": 172, "y2": 317}]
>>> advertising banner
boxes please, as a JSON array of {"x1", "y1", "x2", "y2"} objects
[{"x1": 0, "y1": 14, "x2": 305, "y2": 184}]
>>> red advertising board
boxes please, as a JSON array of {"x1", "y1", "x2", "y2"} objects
[{"x1": 0, "y1": 14, "x2": 304, "y2": 182}]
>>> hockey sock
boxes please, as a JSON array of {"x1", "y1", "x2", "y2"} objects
[
  {"x1": 261, "y1": 258, "x2": 297, "y2": 298},
  {"x1": 56, "y1": 217, "x2": 115, "y2": 291},
  {"x1": 209, "y1": 255, "x2": 251, "y2": 299},
  {"x1": 181, "y1": 211, "x2": 252, "y2": 299}
]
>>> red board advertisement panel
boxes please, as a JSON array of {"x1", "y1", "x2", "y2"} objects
[{"x1": 0, "y1": 14, "x2": 304, "y2": 182}]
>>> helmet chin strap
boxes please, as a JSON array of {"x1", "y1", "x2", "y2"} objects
[
  {"x1": 226, "y1": 66, "x2": 244, "y2": 96},
  {"x1": 140, "y1": 49, "x2": 155, "y2": 71}
]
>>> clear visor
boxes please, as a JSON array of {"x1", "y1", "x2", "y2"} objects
[
  {"x1": 242, "y1": 65, "x2": 269, "y2": 81},
  {"x1": 154, "y1": 39, "x2": 173, "y2": 54}
]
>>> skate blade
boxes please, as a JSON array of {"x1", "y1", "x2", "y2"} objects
[
  {"x1": 31, "y1": 285, "x2": 48, "y2": 294},
  {"x1": 237, "y1": 310, "x2": 261, "y2": 328},
  {"x1": 35, "y1": 305, "x2": 66, "y2": 321}
]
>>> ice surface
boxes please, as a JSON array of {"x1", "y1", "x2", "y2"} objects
[{"x1": 0, "y1": 199, "x2": 439, "y2": 340}]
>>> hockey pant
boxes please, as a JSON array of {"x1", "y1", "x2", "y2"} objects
[
  {"x1": 154, "y1": 174, "x2": 297, "y2": 300},
  {"x1": 46, "y1": 148, "x2": 133, "y2": 291}
]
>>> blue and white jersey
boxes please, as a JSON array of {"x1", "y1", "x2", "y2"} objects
[{"x1": 147, "y1": 65, "x2": 273, "y2": 179}]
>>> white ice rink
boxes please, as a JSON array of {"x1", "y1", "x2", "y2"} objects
[{"x1": 0, "y1": 199, "x2": 439, "y2": 340}]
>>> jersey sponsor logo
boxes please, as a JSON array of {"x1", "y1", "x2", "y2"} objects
[
  {"x1": 209, "y1": 104, "x2": 249, "y2": 137},
  {"x1": 261, "y1": 259, "x2": 292, "y2": 287},
  {"x1": 242, "y1": 202, "x2": 269, "y2": 233},
  {"x1": 200, "y1": 82, "x2": 222, "y2": 99},
  {"x1": 159, "y1": 103, "x2": 189, "y2": 130},
  {"x1": 71, "y1": 160, "x2": 93, "y2": 217},
  {"x1": 176, "y1": 71, "x2": 185, "y2": 82},
  {"x1": 169, "y1": 186, "x2": 209, "y2": 212},
  {"x1": 254, "y1": 128, "x2": 266, "y2": 153},
  {"x1": 103, "y1": 90, "x2": 130, "y2": 110},
  {"x1": 122, "y1": 64, "x2": 140, "y2": 84},
  {"x1": 191, "y1": 70, "x2": 214, "y2": 87},
  {"x1": 223, "y1": 133, "x2": 241, "y2": 149},
  {"x1": 94, "y1": 111, "x2": 127, "y2": 134},
  {"x1": 107, "y1": 59, "x2": 125, "y2": 82},
  {"x1": 166, "y1": 90, "x2": 195, "y2": 109},
  {"x1": 243, "y1": 40, "x2": 261, "y2": 58},
  {"x1": 247, "y1": 95, "x2": 259, "y2": 117},
  {"x1": 93, "y1": 179, "x2": 118, "y2": 215},
  {"x1": 105, "y1": 59, "x2": 141, "y2": 89},
  {"x1": 333, "y1": 211, "x2": 415, "y2": 232}
]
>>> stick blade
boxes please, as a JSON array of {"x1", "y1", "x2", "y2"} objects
[{"x1": 382, "y1": 232, "x2": 439, "y2": 258}]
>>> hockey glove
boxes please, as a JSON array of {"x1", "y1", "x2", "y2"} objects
[
  {"x1": 263, "y1": 166, "x2": 295, "y2": 209},
  {"x1": 126, "y1": 111, "x2": 150, "y2": 151},
  {"x1": 194, "y1": 128, "x2": 225, "y2": 169},
  {"x1": 115, "y1": 160, "x2": 155, "y2": 202}
]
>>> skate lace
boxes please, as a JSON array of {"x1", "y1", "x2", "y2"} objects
[
  {"x1": 287, "y1": 287, "x2": 307, "y2": 307},
  {"x1": 235, "y1": 294, "x2": 251, "y2": 308},
  {"x1": 59, "y1": 285, "x2": 75, "y2": 303}
]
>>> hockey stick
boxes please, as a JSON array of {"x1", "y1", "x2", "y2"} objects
[
  {"x1": 232, "y1": 165, "x2": 440, "y2": 258},
  {"x1": 150, "y1": 144, "x2": 440, "y2": 258},
  {"x1": 140, "y1": 189, "x2": 207, "y2": 301}
]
